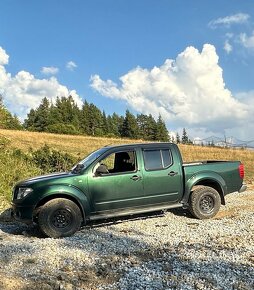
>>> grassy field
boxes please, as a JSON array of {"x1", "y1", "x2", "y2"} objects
[
  {"x1": 1, "y1": 129, "x2": 253, "y2": 183},
  {"x1": 0, "y1": 129, "x2": 140, "y2": 156}
]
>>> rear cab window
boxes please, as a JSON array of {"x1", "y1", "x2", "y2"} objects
[{"x1": 143, "y1": 148, "x2": 172, "y2": 171}]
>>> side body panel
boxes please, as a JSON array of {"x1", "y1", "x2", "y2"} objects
[
  {"x1": 87, "y1": 147, "x2": 144, "y2": 212},
  {"x1": 141, "y1": 144, "x2": 184, "y2": 204}
]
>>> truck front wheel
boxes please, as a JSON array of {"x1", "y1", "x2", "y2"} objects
[
  {"x1": 38, "y1": 198, "x2": 82, "y2": 238},
  {"x1": 189, "y1": 186, "x2": 221, "y2": 219}
]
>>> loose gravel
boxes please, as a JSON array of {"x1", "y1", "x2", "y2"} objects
[{"x1": 0, "y1": 191, "x2": 253, "y2": 290}]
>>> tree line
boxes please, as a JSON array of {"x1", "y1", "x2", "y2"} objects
[{"x1": 0, "y1": 94, "x2": 192, "y2": 143}]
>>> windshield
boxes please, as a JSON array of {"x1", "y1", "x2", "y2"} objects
[{"x1": 71, "y1": 147, "x2": 109, "y2": 173}]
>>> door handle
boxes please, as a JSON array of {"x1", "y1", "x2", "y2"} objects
[
  {"x1": 131, "y1": 175, "x2": 142, "y2": 181},
  {"x1": 168, "y1": 171, "x2": 178, "y2": 176}
]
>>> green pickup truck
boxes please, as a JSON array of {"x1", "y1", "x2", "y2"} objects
[{"x1": 12, "y1": 143, "x2": 246, "y2": 238}]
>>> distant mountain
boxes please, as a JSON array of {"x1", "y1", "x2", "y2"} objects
[{"x1": 193, "y1": 136, "x2": 254, "y2": 149}]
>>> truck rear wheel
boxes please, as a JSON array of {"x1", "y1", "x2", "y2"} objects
[
  {"x1": 38, "y1": 198, "x2": 82, "y2": 238},
  {"x1": 189, "y1": 186, "x2": 221, "y2": 219}
]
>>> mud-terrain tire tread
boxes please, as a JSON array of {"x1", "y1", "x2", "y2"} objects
[
  {"x1": 38, "y1": 198, "x2": 82, "y2": 238},
  {"x1": 189, "y1": 186, "x2": 221, "y2": 219}
]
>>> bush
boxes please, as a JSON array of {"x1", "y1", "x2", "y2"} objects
[
  {"x1": 0, "y1": 148, "x2": 41, "y2": 203},
  {"x1": 0, "y1": 144, "x2": 78, "y2": 206},
  {"x1": 31, "y1": 144, "x2": 77, "y2": 173},
  {"x1": 47, "y1": 123, "x2": 80, "y2": 135}
]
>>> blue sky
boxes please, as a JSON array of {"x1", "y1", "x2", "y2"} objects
[{"x1": 0, "y1": 0, "x2": 254, "y2": 140}]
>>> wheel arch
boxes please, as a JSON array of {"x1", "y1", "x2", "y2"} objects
[
  {"x1": 191, "y1": 181, "x2": 225, "y2": 205},
  {"x1": 34, "y1": 192, "x2": 88, "y2": 222},
  {"x1": 184, "y1": 173, "x2": 226, "y2": 206}
]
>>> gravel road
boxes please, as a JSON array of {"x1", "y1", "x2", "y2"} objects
[{"x1": 0, "y1": 190, "x2": 253, "y2": 290}]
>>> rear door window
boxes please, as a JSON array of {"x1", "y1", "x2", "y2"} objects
[{"x1": 143, "y1": 149, "x2": 172, "y2": 171}]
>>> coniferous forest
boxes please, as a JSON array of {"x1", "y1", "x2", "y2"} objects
[
  {"x1": 23, "y1": 96, "x2": 170, "y2": 141},
  {"x1": 1, "y1": 95, "x2": 171, "y2": 142}
]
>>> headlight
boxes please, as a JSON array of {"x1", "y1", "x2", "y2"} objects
[{"x1": 17, "y1": 188, "x2": 33, "y2": 200}]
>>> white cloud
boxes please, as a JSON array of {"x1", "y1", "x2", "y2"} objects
[
  {"x1": 91, "y1": 44, "x2": 253, "y2": 137},
  {"x1": 0, "y1": 47, "x2": 83, "y2": 119},
  {"x1": 239, "y1": 31, "x2": 254, "y2": 49},
  {"x1": 224, "y1": 39, "x2": 233, "y2": 54},
  {"x1": 41, "y1": 66, "x2": 59, "y2": 75},
  {"x1": 0, "y1": 47, "x2": 9, "y2": 65},
  {"x1": 66, "y1": 61, "x2": 77, "y2": 71},
  {"x1": 209, "y1": 13, "x2": 250, "y2": 28}
]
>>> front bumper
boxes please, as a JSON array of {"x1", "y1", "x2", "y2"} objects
[
  {"x1": 11, "y1": 203, "x2": 34, "y2": 224},
  {"x1": 238, "y1": 184, "x2": 247, "y2": 193}
]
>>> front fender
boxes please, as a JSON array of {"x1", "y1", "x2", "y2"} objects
[
  {"x1": 34, "y1": 184, "x2": 91, "y2": 217},
  {"x1": 183, "y1": 171, "x2": 227, "y2": 204}
]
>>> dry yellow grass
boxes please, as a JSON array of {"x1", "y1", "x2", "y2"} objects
[
  {"x1": 0, "y1": 129, "x2": 142, "y2": 156},
  {"x1": 179, "y1": 144, "x2": 254, "y2": 184},
  {"x1": 1, "y1": 129, "x2": 253, "y2": 184}
]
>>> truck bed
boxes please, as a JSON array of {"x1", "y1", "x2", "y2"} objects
[
  {"x1": 183, "y1": 160, "x2": 228, "y2": 166},
  {"x1": 183, "y1": 160, "x2": 242, "y2": 194}
]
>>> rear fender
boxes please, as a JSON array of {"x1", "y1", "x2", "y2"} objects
[{"x1": 183, "y1": 172, "x2": 227, "y2": 205}]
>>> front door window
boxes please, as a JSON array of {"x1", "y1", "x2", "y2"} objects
[{"x1": 95, "y1": 150, "x2": 136, "y2": 175}]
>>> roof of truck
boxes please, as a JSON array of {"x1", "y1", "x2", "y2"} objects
[{"x1": 103, "y1": 142, "x2": 175, "y2": 150}]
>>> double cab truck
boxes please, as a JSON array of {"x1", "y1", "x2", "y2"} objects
[{"x1": 12, "y1": 143, "x2": 246, "y2": 238}]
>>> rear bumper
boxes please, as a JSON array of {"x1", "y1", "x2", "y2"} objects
[
  {"x1": 238, "y1": 184, "x2": 247, "y2": 193},
  {"x1": 11, "y1": 203, "x2": 34, "y2": 224}
]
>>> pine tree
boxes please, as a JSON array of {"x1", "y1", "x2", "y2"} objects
[
  {"x1": 146, "y1": 114, "x2": 157, "y2": 140},
  {"x1": 182, "y1": 128, "x2": 189, "y2": 144},
  {"x1": 137, "y1": 114, "x2": 147, "y2": 139},
  {"x1": 54, "y1": 96, "x2": 80, "y2": 128},
  {"x1": 137, "y1": 114, "x2": 157, "y2": 140},
  {"x1": 102, "y1": 111, "x2": 109, "y2": 135},
  {"x1": 24, "y1": 109, "x2": 36, "y2": 130},
  {"x1": 111, "y1": 113, "x2": 123, "y2": 137},
  {"x1": 79, "y1": 100, "x2": 90, "y2": 134},
  {"x1": 47, "y1": 96, "x2": 81, "y2": 134},
  {"x1": 47, "y1": 100, "x2": 63, "y2": 128},
  {"x1": 121, "y1": 110, "x2": 139, "y2": 139},
  {"x1": 24, "y1": 97, "x2": 50, "y2": 131},
  {"x1": 7, "y1": 114, "x2": 23, "y2": 130},
  {"x1": 176, "y1": 132, "x2": 181, "y2": 144},
  {"x1": 155, "y1": 115, "x2": 169, "y2": 142},
  {"x1": 88, "y1": 103, "x2": 103, "y2": 136},
  {"x1": 0, "y1": 95, "x2": 22, "y2": 130}
]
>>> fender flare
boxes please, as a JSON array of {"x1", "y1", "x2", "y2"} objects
[
  {"x1": 183, "y1": 172, "x2": 227, "y2": 205},
  {"x1": 34, "y1": 184, "x2": 91, "y2": 220}
]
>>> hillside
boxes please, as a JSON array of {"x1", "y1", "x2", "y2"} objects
[{"x1": 1, "y1": 129, "x2": 253, "y2": 183}]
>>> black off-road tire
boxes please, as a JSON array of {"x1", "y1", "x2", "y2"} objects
[
  {"x1": 189, "y1": 186, "x2": 221, "y2": 219},
  {"x1": 38, "y1": 198, "x2": 82, "y2": 238}
]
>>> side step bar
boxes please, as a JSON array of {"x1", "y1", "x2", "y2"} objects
[{"x1": 89, "y1": 203, "x2": 183, "y2": 221}]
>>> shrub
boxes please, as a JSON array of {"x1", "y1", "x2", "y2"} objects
[
  {"x1": 31, "y1": 144, "x2": 77, "y2": 173},
  {"x1": 47, "y1": 123, "x2": 80, "y2": 135},
  {"x1": 0, "y1": 148, "x2": 41, "y2": 202}
]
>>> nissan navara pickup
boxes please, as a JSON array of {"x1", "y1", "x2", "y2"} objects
[{"x1": 12, "y1": 143, "x2": 246, "y2": 238}]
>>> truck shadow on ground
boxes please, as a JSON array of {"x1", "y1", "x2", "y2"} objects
[
  {"x1": 86, "y1": 207, "x2": 193, "y2": 230},
  {"x1": 0, "y1": 207, "x2": 192, "y2": 237}
]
